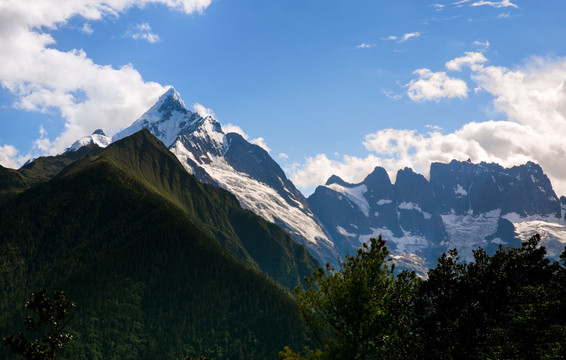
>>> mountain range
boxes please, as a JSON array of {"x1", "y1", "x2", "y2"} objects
[
  {"x1": 66, "y1": 87, "x2": 566, "y2": 273},
  {"x1": 2, "y1": 86, "x2": 566, "y2": 358},
  {"x1": 309, "y1": 160, "x2": 566, "y2": 273}
]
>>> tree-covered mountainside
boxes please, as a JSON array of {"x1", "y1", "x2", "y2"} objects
[
  {"x1": 0, "y1": 130, "x2": 318, "y2": 359},
  {"x1": 0, "y1": 145, "x2": 103, "y2": 203}
]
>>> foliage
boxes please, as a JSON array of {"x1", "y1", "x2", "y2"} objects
[
  {"x1": 413, "y1": 234, "x2": 566, "y2": 359},
  {"x1": 283, "y1": 236, "x2": 420, "y2": 360},
  {"x1": 4, "y1": 289, "x2": 75, "y2": 360},
  {"x1": 0, "y1": 132, "x2": 315, "y2": 360}
]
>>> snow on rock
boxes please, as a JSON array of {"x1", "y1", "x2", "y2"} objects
[
  {"x1": 336, "y1": 226, "x2": 357, "y2": 238},
  {"x1": 358, "y1": 227, "x2": 429, "y2": 254},
  {"x1": 67, "y1": 129, "x2": 112, "y2": 151},
  {"x1": 398, "y1": 202, "x2": 432, "y2": 219},
  {"x1": 502, "y1": 212, "x2": 566, "y2": 258},
  {"x1": 110, "y1": 87, "x2": 335, "y2": 257},
  {"x1": 454, "y1": 184, "x2": 467, "y2": 197},
  {"x1": 326, "y1": 183, "x2": 370, "y2": 217},
  {"x1": 441, "y1": 209, "x2": 501, "y2": 261},
  {"x1": 178, "y1": 145, "x2": 331, "y2": 245},
  {"x1": 377, "y1": 199, "x2": 392, "y2": 205},
  {"x1": 113, "y1": 87, "x2": 195, "y2": 148}
]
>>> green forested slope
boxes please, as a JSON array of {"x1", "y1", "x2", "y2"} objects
[
  {"x1": 0, "y1": 131, "x2": 317, "y2": 359},
  {"x1": 0, "y1": 144, "x2": 102, "y2": 203}
]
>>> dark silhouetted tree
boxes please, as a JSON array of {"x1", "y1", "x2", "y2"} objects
[
  {"x1": 282, "y1": 236, "x2": 420, "y2": 360},
  {"x1": 4, "y1": 289, "x2": 75, "y2": 360}
]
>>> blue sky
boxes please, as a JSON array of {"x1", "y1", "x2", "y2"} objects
[{"x1": 2, "y1": 0, "x2": 566, "y2": 196}]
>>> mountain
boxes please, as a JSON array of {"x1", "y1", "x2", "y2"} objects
[
  {"x1": 0, "y1": 144, "x2": 103, "y2": 202},
  {"x1": 108, "y1": 87, "x2": 337, "y2": 264},
  {"x1": 309, "y1": 160, "x2": 566, "y2": 274},
  {"x1": 67, "y1": 129, "x2": 112, "y2": 151},
  {"x1": 0, "y1": 130, "x2": 317, "y2": 359}
]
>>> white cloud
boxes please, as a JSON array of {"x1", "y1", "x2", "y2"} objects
[
  {"x1": 193, "y1": 103, "x2": 215, "y2": 118},
  {"x1": 473, "y1": 40, "x2": 490, "y2": 50},
  {"x1": 382, "y1": 90, "x2": 403, "y2": 100},
  {"x1": 431, "y1": 4, "x2": 445, "y2": 11},
  {"x1": 0, "y1": 0, "x2": 211, "y2": 166},
  {"x1": 222, "y1": 123, "x2": 246, "y2": 137},
  {"x1": 471, "y1": 0, "x2": 518, "y2": 8},
  {"x1": 407, "y1": 69, "x2": 469, "y2": 101},
  {"x1": 446, "y1": 51, "x2": 488, "y2": 71},
  {"x1": 356, "y1": 43, "x2": 375, "y2": 49},
  {"x1": 385, "y1": 32, "x2": 422, "y2": 43},
  {"x1": 289, "y1": 153, "x2": 383, "y2": 189},
  {"x1": 128, "y1": 23, "x2": 160, "y2": 43},
  {"x1": 400, "y1": 32, "x2": 421, "y2": 42},
  {"x1": 290, "y1": 55, "x2": 566, "y2": 197},
  {"x1": 221, "y1": 123, "x2": 271, "y2": 153},
  {"x1": 250, "y1": 137, "x2": 271, "y2": 153},
  {"x1": 278, "y1": 153, "x2": 289, "y2": 160},
  {"x1": 81, "y1": 23, "x2": 93, "y2": 34},
  {"x1": 0, "y1": 144, "x2": 21, "y2": 169}
]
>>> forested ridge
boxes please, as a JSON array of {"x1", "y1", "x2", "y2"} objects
[{"x1": 0, "y1": 131, "x2": 318, "y2": 359}]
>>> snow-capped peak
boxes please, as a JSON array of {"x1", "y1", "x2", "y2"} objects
[
  {"x1": 67, "y1": 129, "x2": 112, "y2": 152},
  {"x1": 112, "y1": 87, "x2": 221, "y2": 148}
]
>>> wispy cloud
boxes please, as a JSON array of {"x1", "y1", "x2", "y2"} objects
[
  {"x1": 430, "y1": 4, "x2": 445, "y2": 11},
  {"x1": 127, "y1": 23, "x2": 160, "y2": 43},
  {"x1": 473, "y1": 40, "x2": 490, "y2": 50},
  {"x1": 471, "y1": 0, "x2": 518, "y2": 8},
  {"x1": 385, "y1": 32, "x2": 422, "y2": 43},
  {"x1": 356, "y1": 43, "x2": 375, "y2": 49},
  {"x1": 382, "y1": 90, "x2": 403, "y2": 100},
  {"x1": 81, "y1": 23, "x2": 93, "y2": 35}
]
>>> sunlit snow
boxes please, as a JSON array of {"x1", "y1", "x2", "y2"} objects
[
  {"x1": 398, "y1": 202, "x2": 432, "y2": 219},
  {"x1": 441, "y1": 209, "x2": 501, "y2": 261},
  {"x1": 326, "y1": 183, "x2": 370, "y2": 217}
]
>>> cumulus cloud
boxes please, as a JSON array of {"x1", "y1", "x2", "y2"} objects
[
  {"x1": 407, "y1": 69, "x2": 469, "y2": 101},
  {"x1": 446, "y1": 51, "x2": 488, "y2": 71},
  {"x1": 221, "y1": 123, "x2": 271, "y2": 153},
  {"x1": 0, "y1": 144, "x2": 21, "y2": 169},
  {"x1": 290, "y1": 55, "x2": 566, "y2": 197},
  {"x1": 356, "y1": 43, "x2": 375, "y2": 49},
  {"x1": 0, "y1": 0, "x2": 211, "y2": 167},
  {"x1": 289, "y1": 153, "x2": 383, "y2": 189}
]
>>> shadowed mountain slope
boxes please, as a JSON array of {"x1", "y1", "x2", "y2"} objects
[{"x1": 0, "y1": 130, "x2": 316, "y2": 359}]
